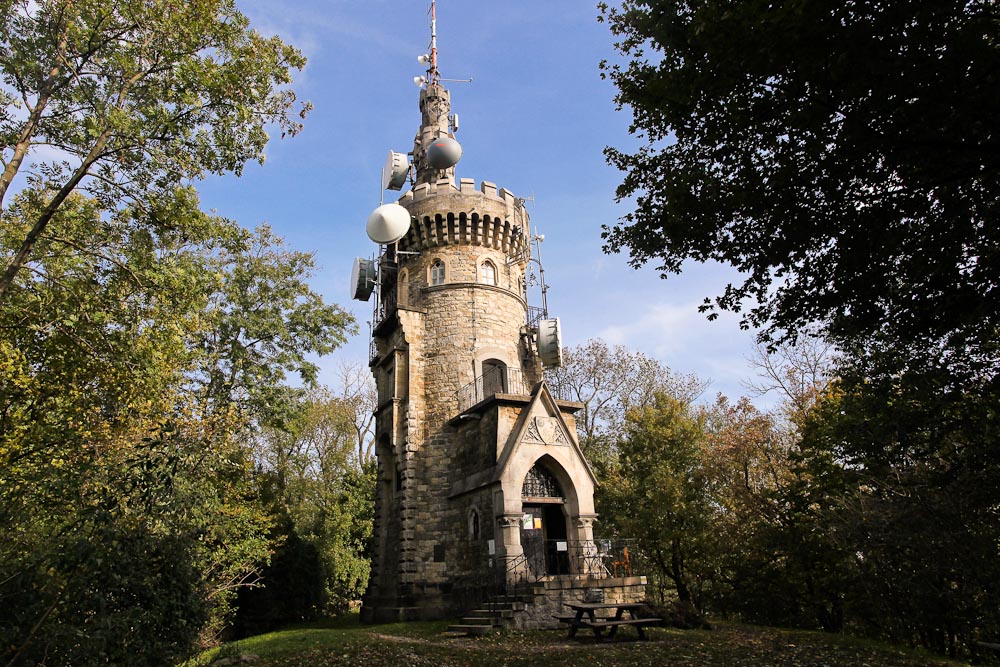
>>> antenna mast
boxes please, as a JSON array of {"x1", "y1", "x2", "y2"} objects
[{"x1": 427, "y1": 0, "x2": 440, "y2": 85}]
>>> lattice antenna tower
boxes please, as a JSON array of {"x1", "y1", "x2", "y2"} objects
[{"x1": 422, "y1": 0, "x2": 440, "y2": 85}]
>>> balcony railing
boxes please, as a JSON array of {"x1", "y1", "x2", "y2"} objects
[
  {"x1": 533, "y1": 539, "x2": 639, "y2": 579},
  {"x1": 376, "y1": 278, "x2": 425, "y2": 329},
  {"x1": 526, "y1": 305, "x2": 546, "y2": 329},
  {"x1": 450, "y1": 538, "x2": 641, "y2": 617},
  {"x1": 456, "y1": 366, "x2": 531, "y2": 413},
  {"x1": 510, "y1": 538, "x2": 641, "y2": 581}
]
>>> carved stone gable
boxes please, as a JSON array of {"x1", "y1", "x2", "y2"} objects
[{"x1": 522, "y1": 416, "x2": 569, "y2": 446}]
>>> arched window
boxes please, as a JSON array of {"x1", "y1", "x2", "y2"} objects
[
  {"x1": 522, "y1": 463, "x2": 563, "y2": 499},
  {"x1": 398, "y1": 269, "x2": 409, "y2": 305},
  {"x1": 430, "y1": 259, "x2": 445, "y2": 286},
  {"x1": 480, "y1": 259, "x2": 497, "y2": 286}
]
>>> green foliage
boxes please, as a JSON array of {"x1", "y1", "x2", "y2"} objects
[
  {"x1": 598, "y1": 2, "x2": 1000, "y2": 657},
  {"x1": 190, "y1": 225, "x2": 356, "y2": 424},
  {"x1": 706, "y1": 362, "x2": 1000, "y2": 655},
  {"x1": 717, "y1": 390, "x2": 856, "y2": 632},
  {"x1": 234, "y1": 390, "x2": 375, "y2": 635},
  {"x1": 0, "y1": 0, "x2": 310, "y2": 299},
  {"x1": 801, "y1": 370, "x2": 1000, "y2": 655},
  {"x1": 7, "y1": 522, "x2": 207, "y2": 667},
  {"x1": 602, "y1": 392, "x2": 717, "y2": 608},
  {"x1": 599, "y1": 0, "x2": 1000, "y2": 364},
  {"x1": 0, "y1": 188, "x2": 353, "y2": 663}
]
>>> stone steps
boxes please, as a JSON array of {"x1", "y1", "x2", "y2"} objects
[{"x1": 444, "y1": 597, "x2": 533, "y2": 636}]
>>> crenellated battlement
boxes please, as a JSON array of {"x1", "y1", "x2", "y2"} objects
[
  {"x1": 400, "y1": 177, "x2": 529, "y2": 214},
  {"x1": 395, "y1": 176, "x2": 530, "y2": 258}
]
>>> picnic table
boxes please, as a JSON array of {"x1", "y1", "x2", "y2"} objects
[{"x1": 554, "y1": 602, "x2": 660, "y2": 640}]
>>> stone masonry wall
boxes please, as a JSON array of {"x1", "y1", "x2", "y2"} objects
[
  {"x1": 365, "y1": 179, "x2": 543, "y2": 618},
  {"x1": 513, "y1": 577, "x2": 649, "y2": 631}
]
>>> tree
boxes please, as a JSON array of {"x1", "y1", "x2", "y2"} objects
[
  {"x1": 546, "y1": 338, "x2": 704, "y2": 468},
  {"x1": 603, "y1": 392, "x2": 717, "y2": 609},
  {"x1": 0, "y1": 0, "x2": 309, "y2": 301},
  {"x1": 238, "y1": 388, "x2": 374, "y2": 633},
  {"x1": 599, "y1": 0, "x2": 1000, "y2": 368},
  {"x1": 190, "y1": 223, "x2": 355, "y2": 426},
  {"x1": 0, "y1": 189, "x2": 353, "y2": 663},
  {"x1": 743, "y1": 336, "x2": 835, "y2": 426},
  {"x1": 329, "y1": 360, "x2": 377, "y2": 465},
  {"x1": 810, "y1": 369, "x2": 1000, "y2": 656}
]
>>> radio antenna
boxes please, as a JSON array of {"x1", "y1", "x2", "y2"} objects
[
  {"x1": 427, "y1": 0, "x2": 440, "y2": 85},
  {"x1": 414, "y1": 2, "x2": 474, "y2": 88}
]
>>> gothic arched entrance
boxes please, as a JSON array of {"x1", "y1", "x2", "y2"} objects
[{"x1": 520, "y1": 461, "x2": 570, "y2": 577}]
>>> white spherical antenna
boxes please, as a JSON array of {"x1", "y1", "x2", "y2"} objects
[
  {"x1": 366, "y1": 203, "x2": 412, "y2": 245},
  {"x1": 350, "y1": 258, "x2": 376, "y2": 301},
  {"x1": 537, "y1": 318, "x2": 563, "y2": 368},
  {"x1": 426, "y1": 136, "x2": 463, "y2": 169}
]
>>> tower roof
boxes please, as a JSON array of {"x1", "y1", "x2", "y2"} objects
[{"x1": 412, "y1": 82, "x2": 457, "y2": 185}]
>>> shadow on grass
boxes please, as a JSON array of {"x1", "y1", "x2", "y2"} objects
[{"x1": 183, "y1": 616, "x2": 969, "y2": 667}]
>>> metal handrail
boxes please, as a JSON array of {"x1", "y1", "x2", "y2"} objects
[
  {"x1": 451, "y1": 539, "x2": 640, "y2": 625},
  {"x1": 373, "y1": 278, "x2": 418, "y2": 330},
  {"x1": 526, "y1": 305, "x2": 546, "y2": 329},
  {"x1": 456, "y1": 366, "x2": 531, "y2": 413}
]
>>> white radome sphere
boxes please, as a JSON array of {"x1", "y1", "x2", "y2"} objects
[
  {"x1": 426, "y1": 136, "x2": 463, "y2": 169},
  {"x1": 366, "y1": 203, "x2": 412, "y2": 244}
]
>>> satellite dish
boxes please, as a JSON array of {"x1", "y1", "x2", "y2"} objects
[
  {"x1": 383, "y1": 150, "x2": 409, "y2": 191},
  {"x1": 351, "y1": 258, "x2": 376, "y2": 301},
  {"x1": 537, "y1": 318, "x2": 563, "y2": 368},
  {"x1": 426, "y1": 135, "x2": 463, "y2": 169},
  {"x1": 366, "y1": 203, "x2": 412, "y2": 244}
]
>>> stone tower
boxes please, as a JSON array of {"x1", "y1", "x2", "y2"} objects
[{"x1": 357, "y1": 7, "x2": 645, "y2": 625}]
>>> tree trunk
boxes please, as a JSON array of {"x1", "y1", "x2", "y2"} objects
[
  {"x1": 671, "y1": 537, "x2": 692, "y2": 604},
  {"x1": 0, "y1": 130, "x2": 111, "y2": 303}
]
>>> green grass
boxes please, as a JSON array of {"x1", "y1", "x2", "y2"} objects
[{"x1": 185, "y1": 615, "x2": 969, "y2": 667}]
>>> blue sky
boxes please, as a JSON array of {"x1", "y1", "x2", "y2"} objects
[{"x1": 196, "y1": 1, "x2": 767, "y2": 405}]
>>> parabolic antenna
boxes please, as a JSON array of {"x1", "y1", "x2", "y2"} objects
[
  {"x1": 537, "y1": 318, "x2": 563, "y2": 368},
  {"x1": 366, "y1": 203, "x2": 412, "y2": 244},
  {"x1": 426, "y1": 135, "x2": 463, "y2": 169},
  {"x1": 350, "y1": 258, "x2": 376, "y2": 301},
  {"x1": 383, "y1": 150, "x2": 409, "y2": 191}
]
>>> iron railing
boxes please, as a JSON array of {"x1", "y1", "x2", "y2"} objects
[
  {"x1": 456, "y1": 366, "x2": 531, "y2": 413},
  {"x1": 515, "y1": 538, "x2": 640, "y2": 578},
  {"x1": 560, "y1": 539, "x2": 639, "y2": 578},
  {"x1": 450, "y1": 539, "x2": 641, "y2": 621},
  {"x1": 526, "y1": 305, "x2": 546, "y2": 329},
  {"x1": 450, "y1": 546, "x2": 538, "y2": 618}
]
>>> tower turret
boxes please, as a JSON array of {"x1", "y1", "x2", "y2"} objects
[{"x1": 356, "y1": 2, "x2": 645, "y2": 627}]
